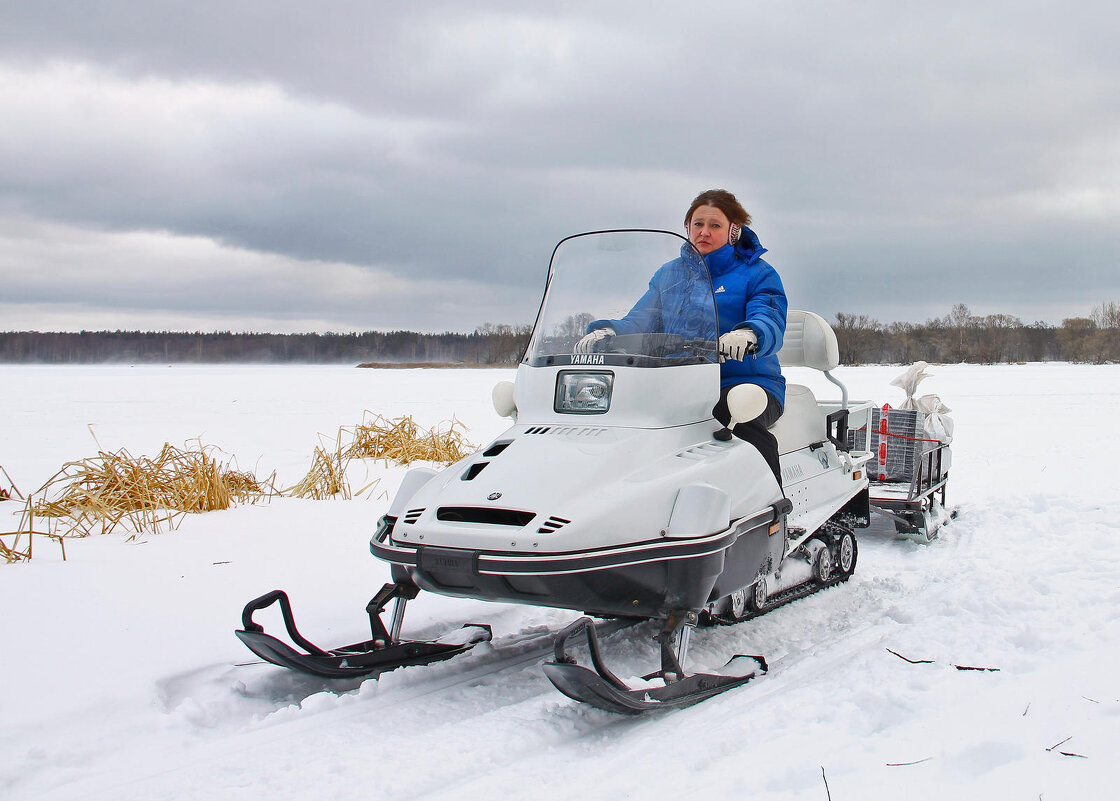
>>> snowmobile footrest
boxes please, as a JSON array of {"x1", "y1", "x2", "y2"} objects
[
  {"x1": 542, "y1": 616, "x2": 767, "y2": 714},
  {"x1": 235, "y1": 587, "x2": 491, "y2": 679}
]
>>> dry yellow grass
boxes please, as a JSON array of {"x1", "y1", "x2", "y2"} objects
[
  {"x1": 0, "y1": 465, "x2": 19, "y2": 503},
  {"x1": 0, "y1": 464, "x2": 53, "y2": 563},
  {"x1": 2, "y1": 413, "x2": 475, "y2": 560},
  {"x1": 283, "y1": 413, "x2": 473, "y2": 500},
  {"x1": 2, "y1": 502, "x2": 67, "y2": 563},
  {"x1": 283, "y1": 444, "x2": 352, "y2": 500},
  {"x1": 3, "y1": 443, "x2": 277, "y2": 550},
  {"x1": 343, "y1": 413, "x2": 474, "y2": 465}
]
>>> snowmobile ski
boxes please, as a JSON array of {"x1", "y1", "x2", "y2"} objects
[
  {"x1": 542, "y1": 616, "x2": 767, "y2": 714},
  {"x1": 235, "y1": 584, "x2": 491, "y2": 679}
]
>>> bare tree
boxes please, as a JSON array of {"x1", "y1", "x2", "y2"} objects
[
  {"x1": 833, "y1": 313, "x2": 882, "y2": 364},
  {"x1": 1091, "y1": 301, "x2": 1120, "y2": 329},
  {"x1": 556, "y1": 312, "x2": 595, "y2": 339},
  {"x1": 974, "y1": 314, "x2": 1023, "y2": 364},
  {"x1": 948, "y1": 303, "x2": 975, "y2": 362},
  {"x1": 886, "y1": 321, "x2": 918, "y2": 364},
  {"x1": 1058, "y1": 317, "x2": 1098, "y2": 363},
  {"x1": 1091, "y1": 301, "x2": 1120, "y2": 362}
]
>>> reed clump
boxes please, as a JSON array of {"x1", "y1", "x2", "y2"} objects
[
  {"x1": 343, "y1": 413, "x2": 474, "y2": 466},
  {"x1": 283, "y1": 413, "x2": 473, "y2": 500},
  {"x1": 4, "y1": 443, "x2": 277, "y2": 551},
  {"x1": 1, "y1": 513, "x2": 66, "y2": 563},
  {"x1": 0, "y1": 465, "x2": 51, "y2": 563},
  {"x1": 0, "y1": 465, "x2": 18, "y2": 504},
  {"x1": 3, "y1": 413, "x2": 476, "y2": 559},
  {"x1": 283, "y1": 445, "x2": 352, "y2": 500}
]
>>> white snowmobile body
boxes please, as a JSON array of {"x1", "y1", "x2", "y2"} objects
[{"x1": 371, "y1": 230, "x2": 871, "y2": 620}]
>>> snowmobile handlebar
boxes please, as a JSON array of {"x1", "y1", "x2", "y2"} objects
[{"x1": 592, "y1": 332, "x2": 718, "y2": 360}]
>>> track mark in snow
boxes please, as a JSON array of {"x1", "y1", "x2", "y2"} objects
[{"x1": 42, "y1": 494, "x2": 1120, "y2": 801}]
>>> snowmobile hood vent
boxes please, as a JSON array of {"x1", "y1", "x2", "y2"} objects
[
  {"x1": 523, "y1": 426, "x2": 607, "y2": 437},
  {"x1": 462, "y1": 462, "x2": 489, "y2": 480},
  {"x1": 676, "y1": 440, "x2": 735, "y2": 462},
  {"x1": 402, "y1": 508, "x2": 425, "y2": 524},
  {"x1": 536, "y1": 515, "x2": 572, "y2": 534},
  {"x1": 436, "y1": 507, "x2": 536, "y2": 527}
]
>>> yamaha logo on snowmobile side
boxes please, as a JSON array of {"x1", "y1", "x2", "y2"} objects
[
  {"x1": 488, "y1": 492, "x2": 502, "y2": 500},
  {"x1": 571, "y1": 354, "x2": 606, "y2": 365}
]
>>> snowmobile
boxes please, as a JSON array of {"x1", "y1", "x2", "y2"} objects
[{"x1": 237, "y1": 229, "x2": 875, "y2": 713}]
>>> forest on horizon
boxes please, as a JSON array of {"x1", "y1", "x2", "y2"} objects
[{"x1": 2, "y1": 304, "x2": 1118, "y2": 365}]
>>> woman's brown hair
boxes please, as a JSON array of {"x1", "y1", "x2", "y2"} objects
[{"x1": 684, "y1": 189, "x2": 751, "y2": 228}]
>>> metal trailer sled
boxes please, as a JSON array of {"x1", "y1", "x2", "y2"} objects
[
  {"x1": 851, "y1": 401, "x2": 955, "y2": 543},
  {"x1": 869, "y1": 441, "x2": 952, "y2": 543}
]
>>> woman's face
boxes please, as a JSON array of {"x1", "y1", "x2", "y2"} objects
[{"x1": 688, "y1": 205, "x2": 731, "y2": 255}]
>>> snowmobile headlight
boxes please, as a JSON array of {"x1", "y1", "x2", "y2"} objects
[{"x1": 554, "y1": 370, "x2": 614, "y2": 414}]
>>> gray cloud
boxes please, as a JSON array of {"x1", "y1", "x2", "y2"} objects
[{"x1": 1, "y1": 0, "x2": 1118, "y2": 333}]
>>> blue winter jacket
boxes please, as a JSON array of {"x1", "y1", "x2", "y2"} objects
[{"x1": 591, "y1": 227, "x2": 787, "y2": 406}]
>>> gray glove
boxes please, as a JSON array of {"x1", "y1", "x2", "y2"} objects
[
  {"x1": 718, "y1": 328, "x2": 758, "y2": 362},
  {"x1": 574, "y1": 327, "x2": 615, "y2": 354}
]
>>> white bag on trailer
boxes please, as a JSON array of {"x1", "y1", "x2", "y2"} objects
[{"x1": 889, "y1": 361, "x2": 954, "y2": 444}]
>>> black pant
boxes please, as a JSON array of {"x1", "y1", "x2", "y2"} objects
[{"x1": 712, "y1": 385, "x2": 783, "y2": 485}]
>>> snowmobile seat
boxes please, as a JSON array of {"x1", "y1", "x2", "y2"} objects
[
  {"x1": 777, "y1": 310, "x2": 840, "y2": 373},
  {"x1": 771, "y1": 310, "x2": 845, "y2": 455},
  {"x1": 772, "y1": 385, "x2": 826, "y2": 455}
]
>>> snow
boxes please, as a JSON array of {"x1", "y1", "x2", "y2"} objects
[{"x1": 2, "y1": 362, "x2": 1119, "y2": 800}]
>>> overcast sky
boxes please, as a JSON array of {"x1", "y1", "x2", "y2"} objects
[{"x1": 2, "y1": 0, "x2": 1118, "y2": 333}]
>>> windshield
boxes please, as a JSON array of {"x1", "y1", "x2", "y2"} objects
[{"x1": 524, "y1": 230, "x2": 719, "y2": 368}]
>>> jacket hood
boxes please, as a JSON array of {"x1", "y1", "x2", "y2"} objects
[
  {"x1": 733, "y1": 226, "x2": 766, "y2": 264},
  {"x1": 682, "y1": 226, "x2": 767, "y2": 278}
]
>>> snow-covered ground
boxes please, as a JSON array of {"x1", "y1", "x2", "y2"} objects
[{"x1": 2, "y1": 362, "x2": 1118, "y2": 801}]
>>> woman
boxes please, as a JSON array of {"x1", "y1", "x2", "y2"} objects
[{"x1": 577, "y1": 189, "x2": 787, "y2": 483}]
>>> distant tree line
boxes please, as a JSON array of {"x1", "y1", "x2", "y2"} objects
[
  {"x1": 0, "y1": 324, "x2": 532, "y2": 365},
  {"x1": 2, "y1": 304, "x2": 1118, "y2": 365},
  {"x1": 832, "y1": 302, "x2": 1120, "y2": 365}
]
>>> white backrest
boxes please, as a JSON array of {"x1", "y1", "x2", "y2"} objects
[
  {"x1": 771, "y1": 384, "x2": 824, "y2": 454},
  {"x1": 777, "y1": 310, "x2": 839, "y2": 371}
]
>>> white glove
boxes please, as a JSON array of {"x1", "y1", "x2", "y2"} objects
[
  {"x1": 718, "y1": 328, "x2": 758, "y2": 362},
  {"x1": 574, "y1": 327, "x2": 615, "y2": 354}
]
